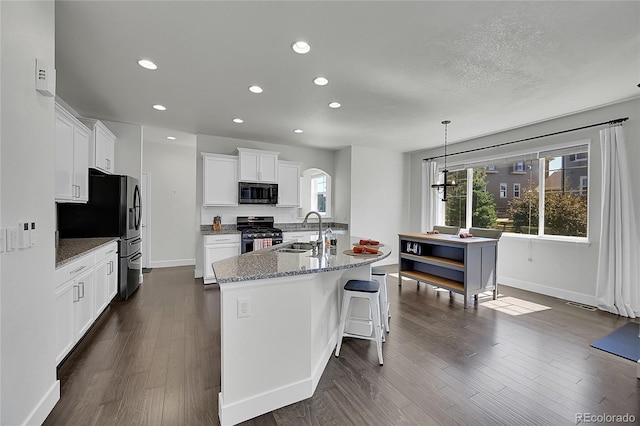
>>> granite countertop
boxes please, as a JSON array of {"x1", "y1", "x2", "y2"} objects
[
  {"x1": 212, "y1": 233, "x2": 390, "y2": 284},
  {"x1": 199, "y1": 222, "x2": 348, "y2": 235},
  {"x1": 56, "y1": 237, "x2": 120, "y2": 268}
]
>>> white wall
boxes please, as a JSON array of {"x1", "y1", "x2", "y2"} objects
[
  {"x1": 408, "y1": 98, "x2": 640, "y2": 305},
  {"x1": 333, "y1": 147, "x2": 352, "y2": 225},
  {"x1": 349, "y1": 146, "x2": 406, "y2": 266},
  {"x1": 0, "y1": 1, "x2": 59, "y2": 424},
  {"x1": 102, "y1": 120, "x2": 142, "y2": 181},
  {"x1": 143, "y1": 139, "x2": 197, "y2": 267}
]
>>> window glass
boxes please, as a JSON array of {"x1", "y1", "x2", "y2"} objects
[
  {"x1": 513, "y1": 183, "x2": 521, "y2": 198},
  {"x1": 471, "y1": 168, "x2": 498, "y2": 228},
  {"x1": 542, "y1": 152, "x2": 588, "y2": 237},
  {"x1": 444, "y1": 170, "x2": 468, "y2": 229},
  {"x1": 499, "y1": 183, "x2": 507, "y2": 198},
  {"x1": 311, "y1": 174, "x2": 327, "y2": 213}
]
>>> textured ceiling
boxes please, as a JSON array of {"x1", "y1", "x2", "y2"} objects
[{"x1": 55, "y1": 1, "x2": 640, "y2": 153}]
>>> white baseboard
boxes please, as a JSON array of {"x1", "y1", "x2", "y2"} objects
[
  {"x1": 149, "y1": 258, "x2": 195, "y2": 269},
  {"x1": 499, "y1": 275, "x2": 597, "y2": 307},
  {"x1": 194, "y1": 269, "x2": 203, "y2": 278},
  {"x1": 218, "y1": 379, "x2": 312, "y2": 426},
  {"x1": 22, "y1": 380, "x2": 60, "y2": 426}
]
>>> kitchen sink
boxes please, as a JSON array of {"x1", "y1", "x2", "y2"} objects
[
  {"x1": 277, "y1": 248, "x2": 309, "y2": 253},
  {"x1": 274, "y1": 242, "x2": 316, "y2": 254}
]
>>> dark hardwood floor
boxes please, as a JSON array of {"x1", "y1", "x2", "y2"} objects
[{"x1": 44, "y1": 266, "x2": 639, "y2": 425}]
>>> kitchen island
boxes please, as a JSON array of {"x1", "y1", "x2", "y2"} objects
[{"x1": 212, "y1": 234, "x2": 391, "y2": 426}]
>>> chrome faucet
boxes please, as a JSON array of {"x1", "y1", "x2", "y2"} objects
[{"x1": 302, "y1": 211, "x2": 323, "y2": 246}]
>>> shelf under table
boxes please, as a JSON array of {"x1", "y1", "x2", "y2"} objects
[
  {"x1": 400, "y1": 270, "x2": 465, "y2": 293},
  {"x1": 401, "y1": 253, "x2": 464, "y2": 269}
]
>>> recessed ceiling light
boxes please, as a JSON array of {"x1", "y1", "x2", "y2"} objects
[
  {"x1": 153, "y1": 104, "x2": 166, "y2": 111},
  {"x1": 328, "y1": 101, "x2": 341, "y2": 109},
  {"x1": 313, "y1": 77, "x2": 328, "y2": 86},
  {"x1": 293, "y1": 129, "x2": 304, "y2": 134},
  {"x1": 292, "y1": 41, "x2": 310, "y2": 54},
  {"x1": 166, "y1": 136, "x2": 176, "y2": 140},
  {"x1": 138, "y1": 59, "x2": 157, "y2": 70},
  {"x1": 248, "y1": 85, "x2": 263, "y2": 94},
  {"x1": 232, "y1": 118, "x2": 244, "y2": 124}
]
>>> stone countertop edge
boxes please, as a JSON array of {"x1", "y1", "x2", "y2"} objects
[
  {"x1": 215, "y1": 253, "x2": 389, "y2": 284},
  {"x1": 56, "y1": 237, "x2": 120, "y2": 268}
]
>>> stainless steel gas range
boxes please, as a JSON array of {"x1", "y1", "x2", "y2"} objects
[{"x1": 237, "y1": 216, "x2": 283, "y2": 253}]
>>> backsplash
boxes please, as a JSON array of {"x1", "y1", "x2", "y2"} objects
[{"x1": 201, "y1": 205, "x2": 299, "y2": 226}]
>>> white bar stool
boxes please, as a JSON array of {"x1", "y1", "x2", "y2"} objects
[
  {"x1": 372, "y1": 266, "x2": 390, "y2": 333},
  {"x1": 335, "y1": 279, "x2": 384, "y2": 365}
]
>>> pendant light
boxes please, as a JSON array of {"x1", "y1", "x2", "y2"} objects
[{"x1": 431, "y1": 120, "x2": 457, "y2": 201}]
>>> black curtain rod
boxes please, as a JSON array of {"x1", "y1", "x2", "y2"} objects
[{"x1": 423, "y1": 117, "x2": 629, "y2": 162}]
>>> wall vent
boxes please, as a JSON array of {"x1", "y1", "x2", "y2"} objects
[{"x1": 566, "y1": 301, "x2": 597, "y2": 311}]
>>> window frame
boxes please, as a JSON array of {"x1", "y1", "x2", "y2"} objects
[
  {"x1": 513, "y1": 183, "x2": 521, "y2": 198},
  {"x1": 499, "y1": 183, "x2": 507, "y2": 198}
]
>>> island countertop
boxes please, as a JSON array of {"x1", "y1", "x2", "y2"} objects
[{"x1": 212, "y1": 233, "x2": 391, "y2": 284}]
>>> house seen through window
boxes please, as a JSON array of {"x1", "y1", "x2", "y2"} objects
[{"x1": 438, "y1": 143, "x2": 589, "y2": 238}]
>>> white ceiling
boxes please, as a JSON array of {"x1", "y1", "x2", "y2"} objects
[{"x1": 55, "y1": 1, "x2": 640, "y2": 153}]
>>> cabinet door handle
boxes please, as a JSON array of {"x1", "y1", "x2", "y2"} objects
[
  {"x1": 70, "y1": 265, "x2": 86, "y2": 275},
  {"x1": 79, "y1": 281, "x2": 85, "y2": 298},
  {"x1": 106, "y1": 159, "x2": 111, "y2": 170},
  {"x1": 73, "y1": 285, "x2": 79, "y2": 303},
  {"x1": 106, "y1": 249, "x2": 115, "y2": 254}
]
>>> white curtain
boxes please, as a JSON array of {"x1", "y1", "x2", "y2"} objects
[
  {"x1": 596, "y1": 125, "x2": 640, "y2": 318},
  {"x1": 422, "y1": 161, "x2": 439, "y2": 232}
]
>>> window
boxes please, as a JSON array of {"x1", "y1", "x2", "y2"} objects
[
  {"x1": 430, "y1": 142, "x2": 589, "y2": 238},
  {"x1": 311, "y1": 174, "x2": 327, "y2": 213},
  {"x1": 580, "y1": 176, "x2": 588, "y2": 196},
  {"x1": 444, "y1": 169, "x2": 468, "y2": 229},
  {"x1": 513, "y1": 162, "x2": 525, "y2": 172},
  {"x1": 300, "y1": 168, "x2": 332, "y2": 217}
]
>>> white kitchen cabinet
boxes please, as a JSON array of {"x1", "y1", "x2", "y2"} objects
[
  {"x1": 204, "y1": 234, "x2": 241, "y2": 284},
  {"x1": 54, "y1": 281, "x2": 76, "y2": 365},
  {"x1": 203, "y1": 153, "x2": 238, "y2": 206},
  {"x1": 55, "y1": 103, "x2": 90, "y2": 203},
  {"x1": 107, "y1": 251, "x2": 118, "y2": 300},
  {"x1": 283, "y1": 231, "x2": 316, "y2": 243},
  {"x1": 54, "y1": 241, "x2": 118, "y2": 364},
  {"x1": 237, "y1": 148, "x2": 279, "y2": 183},
  {"x1": 80, "y1": 118, "x2": 116, "y2": 174},
  {"x1": 277, "y1": 161, "x2": 301, "y2": 207},
  {"x1": 94, "y1": 242, "x2": 118, "y2": 316},
  {"x1": 74, "y1": 268, "x2": 95, "y2": 338}
]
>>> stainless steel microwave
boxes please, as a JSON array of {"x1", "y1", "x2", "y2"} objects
[{"x1": 238, "y1": 182, "x2": 278, "y2": 204}]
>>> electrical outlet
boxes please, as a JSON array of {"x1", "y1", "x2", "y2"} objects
[{"x1": 237, "y1": 297, "x2": 250, "y2": 318}]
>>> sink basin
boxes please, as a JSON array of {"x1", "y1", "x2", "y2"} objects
[{"x1": 274, "y1": 242, "x2": 316, "y2": 254}]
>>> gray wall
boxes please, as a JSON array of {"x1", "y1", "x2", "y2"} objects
[{"x1": 407, "y1": 98, "x2": 640, "y2": 304}]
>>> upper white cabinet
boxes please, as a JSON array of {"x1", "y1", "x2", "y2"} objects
[
  {"x1": 79, "y1": 118, "x2": 116, "y2": 174},
  {"x1": 237, "y1": 148, "x2": 279, "y2": 183},
  {"x1": 277, "y1": 161, "x2": 301, "y2": 207},
  {"x1": 55, "y1": 103, "x2": 90, "y2": 203},
  {"x1": 203, "y1": 153, "x2": 238, "y2": 206}
]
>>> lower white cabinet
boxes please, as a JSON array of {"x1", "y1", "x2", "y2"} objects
[
  {"x1": 54, "y1": 241, "x2": 118, "y2": 364},
  {"x1": 204, "y1": 234, "x2": 241, "y2": 284}
]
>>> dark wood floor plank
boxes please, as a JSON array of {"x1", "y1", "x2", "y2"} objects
[{"x1": 44, "y1": 265, "x2": 639, "y2": 426}]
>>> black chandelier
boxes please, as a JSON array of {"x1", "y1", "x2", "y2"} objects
[{"x1": 431, "y1": 120, "x2": 457, "y2": 201}]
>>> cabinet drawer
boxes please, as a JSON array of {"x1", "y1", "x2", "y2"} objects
[
  {"x1": 54, "y1": 253, "x2": 95, "y2": 288},
  {"x1": 94, "y1": 242, "x2": 118, "y2": 263},
  {"x1": 205, "y1": 234, "x2": 240, "y2": 245}
]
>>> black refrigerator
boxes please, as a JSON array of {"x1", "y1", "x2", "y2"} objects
[{"x1": 58, "y1": 170, "x2": 142, "y2": 300}]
